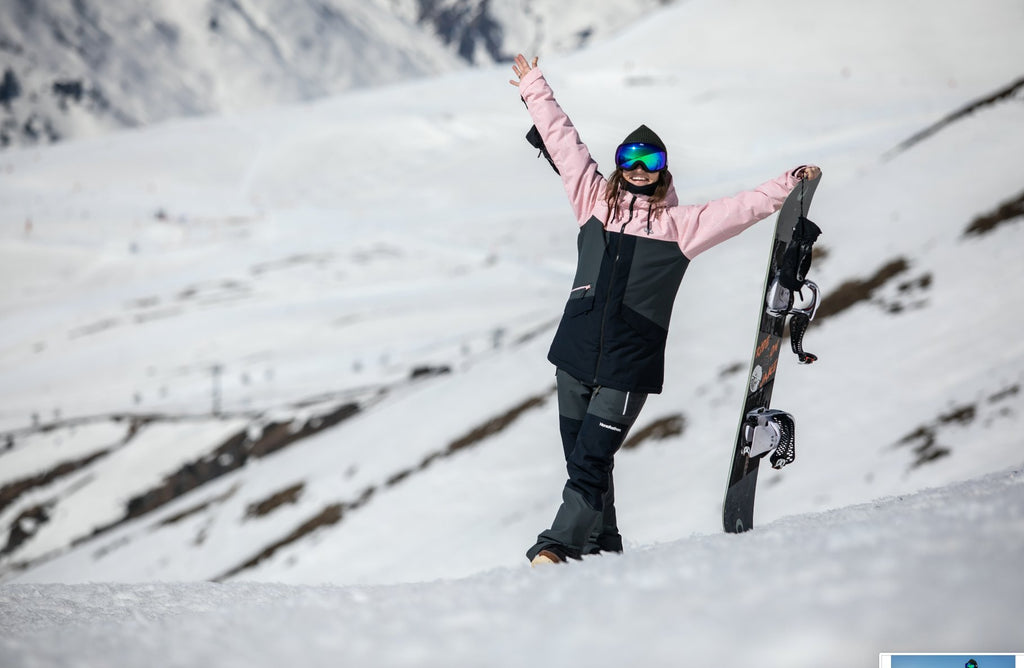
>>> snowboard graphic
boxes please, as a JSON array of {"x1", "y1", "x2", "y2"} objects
[{"x1": 723, "y1": 175, "x2": 822, "y2": 533}]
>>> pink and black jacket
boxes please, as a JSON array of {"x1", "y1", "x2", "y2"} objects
[{"x1": 518, "y1": 67, "x2": 803, "y2": 394}]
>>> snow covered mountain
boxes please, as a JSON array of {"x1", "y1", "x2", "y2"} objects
[
  {"x1": 385, "y1": 0, "x2": 672, "y2": 63},
  {"x1": 1, "y1": 0, "x2": 1023, "y2": 662},
  {"x1": 0, "y1": 0, "x2": 664, "y2": 148},
  {"x1": 0, "y1": 0, "x2": 459, "y2": 147}
]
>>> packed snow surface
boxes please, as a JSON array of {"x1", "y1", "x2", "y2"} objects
[{"x1": 2, "y1": 468, "x2": 1022, "y2": 667}]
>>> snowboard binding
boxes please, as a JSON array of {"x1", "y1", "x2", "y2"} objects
[
  {"x1": 741, "y1": 407, "x2": 796, "y2": 469},
  {"x1": 766, "y1": 279, "x2": 820, "y2": 364},
  {"x1": 766, "y1": 215, "x2": 823, "y2": 364}
]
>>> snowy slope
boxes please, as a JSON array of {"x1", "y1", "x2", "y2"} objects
[
  {"x1": 0, "y1": 0, "x2": 1022, "y2": 626},
  {"x1": 0, "y1": 0, "x2": 663, "y2": 148},
  {"x1": 0, "y1": 0, "x2": 470, "y2": 146},
  {"x1": 1, "y1": 467, "x2": 1022, "y2": 666}
]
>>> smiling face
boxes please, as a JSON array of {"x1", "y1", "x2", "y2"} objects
[{"x1": 621, "y1": 165, "x2": 661, "y2": 187}]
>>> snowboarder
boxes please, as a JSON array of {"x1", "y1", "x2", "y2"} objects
[{"x1": 509, "y1": 54, "x2": 821, "y2": 566}]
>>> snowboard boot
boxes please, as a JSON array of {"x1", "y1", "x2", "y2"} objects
[{"x1": 530, "y1": 549, "x2": 565, "y2": 567}]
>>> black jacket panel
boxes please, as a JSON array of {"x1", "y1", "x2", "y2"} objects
[{"x1": 548, "y1": 216, "x2": 690, "y2": 394}]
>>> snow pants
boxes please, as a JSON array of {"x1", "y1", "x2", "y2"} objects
[{"x1": 526, "y1": 369, "x2": 647, "y2": 561}]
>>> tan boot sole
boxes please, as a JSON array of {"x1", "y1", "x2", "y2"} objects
[{"x1": 530, "y1": 550, "x2": 563, "y2": 567}]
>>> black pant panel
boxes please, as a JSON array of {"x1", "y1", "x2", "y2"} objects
[
  {"x1": 566, "y1": 412, "x2": 628, "y2": 509},
  {"x1": 528, "y1": 369, "x2": 648, "y2": 560}
]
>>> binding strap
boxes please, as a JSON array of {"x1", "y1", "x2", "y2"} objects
[{"x1": 779, "y1": 215, "x2": 822, "y2": 291}]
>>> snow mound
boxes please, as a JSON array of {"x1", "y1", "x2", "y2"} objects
[{"x1": 2, "y1": 466, "x2": 1021, "y2": 667}]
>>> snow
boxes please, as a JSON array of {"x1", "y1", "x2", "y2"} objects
[
  {"x1": 0, "y1": 0, "x2": 466, "y2": 145},
  {"x1": 2, "y1": 468, "x2": 1022, "y2": 666},
  {"x1": 2, "y1": 0, "x2": 1024, "y2": 664},
  {"x1": 0, "y1": 0, "x2": 664, "y2": 148}
]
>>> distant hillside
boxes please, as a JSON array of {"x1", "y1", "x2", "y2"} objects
[{"x1": 0, "y1": 0, "x2": 665, "y2": 148}]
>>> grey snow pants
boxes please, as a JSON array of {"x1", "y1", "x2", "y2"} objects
[{"x1": 526, "y1": 369, "x2": 647, "y2": 561}]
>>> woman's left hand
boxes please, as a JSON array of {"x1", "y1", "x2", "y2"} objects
[{"x1": 796, "y1": 165, "x2": 822, "y2": 181}]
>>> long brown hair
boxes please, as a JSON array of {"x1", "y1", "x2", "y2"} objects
[{"x1": 604, "y1": 168, "x2": 673, "y2": 226}]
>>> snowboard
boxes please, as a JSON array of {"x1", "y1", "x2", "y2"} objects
[{"x1": 723, "y1": 175, "x2": 822, "y2": 533}]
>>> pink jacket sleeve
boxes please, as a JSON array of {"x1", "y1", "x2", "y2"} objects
[
  {"x1": 518, "y1": 68, "x2": 606, "y2": 225},
  {"x1": 674, "y1": 170, "x2": 801, "y2": 258}
]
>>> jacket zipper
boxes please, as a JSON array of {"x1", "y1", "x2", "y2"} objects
[{"x1": 594, "y1": 195, "x2": 635, "y2": 384}]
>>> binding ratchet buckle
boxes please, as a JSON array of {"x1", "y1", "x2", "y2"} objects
[
  {"x1": 766, "y1": 279, "x2": 821, "y2": 364},
  {"x1": 741, "y1": 408, "x2": 796, "y2": 469}
]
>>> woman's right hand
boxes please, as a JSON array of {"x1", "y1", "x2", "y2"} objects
[
  {"x1": 795, "y1": 165, "x2": 822, "y2": 181},
  {"x1": 509, "y1": 54, "x2": 538, "y2": 87}
]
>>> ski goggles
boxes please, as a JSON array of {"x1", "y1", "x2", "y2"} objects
[{"x1": 615, "y1": 142, "x2": 667, "y2": 172}]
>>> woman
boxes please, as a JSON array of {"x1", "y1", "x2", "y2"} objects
[{"x1": 509, "y1": 54, "x2": 820, "y2": 565}]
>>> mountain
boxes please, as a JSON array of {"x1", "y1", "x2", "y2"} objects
[
  {"x1": 389, "y1": 0, "x2": 672, "y2": 63},
  {"x1": 0, "y1": 0, "x2": 462, "y2": 147},
  {"x1": 0, "y1": 0, "x2": 664, "y2": 148},
  {"x1": 0, "y1": 1, "x2": 1023, "y2": 661}
]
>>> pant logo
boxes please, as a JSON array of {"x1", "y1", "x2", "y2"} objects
[{"x1": 599, "y1": 422, "x2": 623, "y2": 433}]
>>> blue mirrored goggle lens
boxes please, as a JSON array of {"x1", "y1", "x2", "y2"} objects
[{"x1": 615, "y1": 143, "x2": 667, "y2": 172}]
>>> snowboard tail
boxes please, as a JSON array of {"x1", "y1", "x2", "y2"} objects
[{"x1": 723, "y1": 176, "x2": 822, "y2": 533}]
